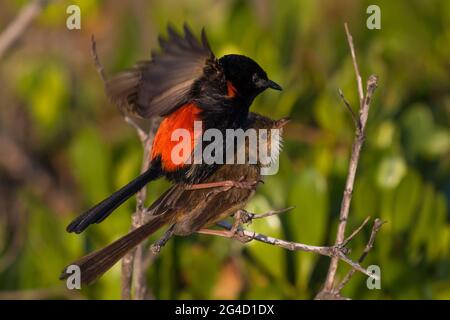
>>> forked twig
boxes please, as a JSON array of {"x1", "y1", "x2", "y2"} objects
[
  {"x1": 336, "y1": 219, "x2": 385, "y2": 292},
  {"x1": 317, "y1": 23, "x2": 379, "y2": 298},
  {"x1": 215, "y1": 220, "x2": 378, "y2": 280}
]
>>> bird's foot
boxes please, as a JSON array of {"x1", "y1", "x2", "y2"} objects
[{"x1": 150, "y1": 225, "x2": 174, "y2": 254}]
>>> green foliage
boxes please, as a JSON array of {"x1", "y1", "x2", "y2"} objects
[{"x1": 0, "y1": 0, "x2": 449, "y2": 300}]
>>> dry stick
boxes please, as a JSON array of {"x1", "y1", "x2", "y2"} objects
[
  {"x1": 341, "y1": 216, "x2": 370, "y2": 248},
  {"x1": 91, "y1": 36, "x2": 158, "y2": 299},
  {"x1": 91, "y1": 37, "x2": 133, "y2": 298},
  {"x1": 338, "y1": 88, "x2": 359, "y2": 130},
  {"x1": 336, "y1": 218, "x2": 385, "y2": 292},
  {"x1": 120, "y1": 246, "x2": 135, "y2": 300},
  {"x1": 319, "y1": 23, "x2": 379, "y2": 295},
  {"x1": 345, "y1": 23, "x2": 364, "y2": 106},
  {"x1": 216, "y1": 221, "x2": 377, "y2": 279},
  {"x1": 242, "y1": 206, "x2": 295, "y2": 221},
  {"x1": 90, "y1": 35, "x2": 106, "y2": 82},
  {"x1": 132, "y1": 121, "x2": 158, "y2": 300},
  {"x1": 0, "y1": 0, "x2": 50, "y2": 60}
]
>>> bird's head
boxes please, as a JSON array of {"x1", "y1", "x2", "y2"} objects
[{"x1": 218, "y1": 54, "x2": 282, "y2": 103}]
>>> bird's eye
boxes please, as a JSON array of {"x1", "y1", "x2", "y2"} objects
[{"x1": 252, "y1": 73, "x2": 259, "y2": 83}]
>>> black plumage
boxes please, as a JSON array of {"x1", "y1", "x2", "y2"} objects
[{"x1": 66, "y1": 24, "x2": 282, "y2": 234}]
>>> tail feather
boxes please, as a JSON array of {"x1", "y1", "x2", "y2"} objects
[
  {"x1": 60, "y1": 215, "x2": 168, "y2": 284},
  {"x1": 67, "y1": 165, "x2": 161, "y2": 234}
]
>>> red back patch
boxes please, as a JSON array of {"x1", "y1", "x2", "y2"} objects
[{"x1": 151, "y1": 103, "x2": 202, "y2": 171}]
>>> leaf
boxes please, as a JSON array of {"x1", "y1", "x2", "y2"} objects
[
  {"x1": 314, "y1": 92, "x2": 347, "y2": 135},
  {"x1": 245, "y1": 195, "x2": 286, "y2": 281},
  {"x1": 376, "y1": 155, "x2": 407, "y2": 189},
  {"x1": 69, "y1": 127, "x2": 111, "y2": 203},
  {"x1": 427, "y1": 193, "x2": 449, "y2": 259},
  {"x1": 374, "y1": 121, "x2": 396, "y2": 149},
  {"x1": 392, "y1": 171, "x2": 422, "y2": 233},
  {"x1": 424, "y1": 128, "x2": 450, "y2": 157},
  {"x1": 287, "y1": 169, "x2": 328, "y2": 291},
  {"x1": 16, "y1": 62, "x2": 69, "y2": 137},
  {"x1": 400, "y1": 104, "x2": 435, "y2": 159},
  {"x1": 353, "y1": 173, "x2": 379, "y2": 220},
  {"x1": 410, "y1": 184, "x2": 435, "y2": 259}
]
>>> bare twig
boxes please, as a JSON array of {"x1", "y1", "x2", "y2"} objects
[
  {"x1": 0, "y1": 0, "x2": 50, "y2": 60},
  {"x1": 124, "y1": 117, "x2": 148, "y2": 141},
  {"x1": 336, "y1": 218, "x2": 385, "y2": 292},
  {"x1": 132, "y1": 120, "x2": 158, "y2": 300},
  {"x1": 338, "y1": 88, "x2": 359, "y2": 130},
  {"x1": 90, "y1": 35, "x2": 159, "y2": 300},
  {"x1": 216, "y1": 221, "x2": 377, "y2": 280},
  {"x1": 240, "y1": 206, "x2": 295, "y2": 222},
  {"x1": 90, "y1": 35, "x2": 106, "y2": 83},
  {"x1": 120, "y1": 246, "x2": 135, "y2": 300},
  {"x1": 344, "y1": 23, "x2": 364, "y2": 105},
  {"x1": 317, "y1": 23, "x2": 379, "y2": 298},
  {"x1": 91, "y1": 35, "x2": 148, "y2": 143},
  {"x1": 341, "y1": 216, "x2": 370, "y2": 248}
]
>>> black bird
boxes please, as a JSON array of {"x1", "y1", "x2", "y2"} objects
[
  {"x1": 61, "y1": 113, "x2": 289, "y2": 284},
  {"x1": 66, "y1": 24, "x2": 282, "y2": 234}
]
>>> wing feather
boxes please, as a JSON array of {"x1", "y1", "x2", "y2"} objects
[{"x1": 106, "y1": 24, "x2": 220, "y2": 118}]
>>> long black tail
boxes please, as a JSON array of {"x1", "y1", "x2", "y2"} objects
[
  {"x1": 66, "y1": 165, "x2": 162, "y2": 234},
  {"x1": 60, "y1": 215, "x2": 169, "y2": 284}
]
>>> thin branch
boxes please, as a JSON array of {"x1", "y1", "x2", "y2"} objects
[
  {"x1": 338, "y1": 88, "x2": 359, "y2": 130},
  {"x1": 241, "y1": 206, "x2": 295, "y2": 222},
  {"x1": 91, "y1": 35, "x2": 148, "y2": 143},
  {"x1": 90, "y1": 35, "x2": 159, "y2": 300},
  {"x1": 124, "y1": 117, "x2": 148, "y2": 142},
  {"x1": 216, "y1": 221, "x2": 377, "y2": 280},
  {"x1": 318, "y1": 23, "x2": 379, "y2": 297},
  {"x1": 344, "y1": 22, "x2": 364, "y2": 105},
  {"x1": 132, "y1": 121, "x2": 158, "y2": 300},
  {"x1": 0, "y1": 0, "x2": 50, "y2": 60},
  {"x1": 90, "y1": 35, "x2": 106, "y2": 83},
  {"x1": 341, "y1": 216, "x2": 370, "y2": 248},
  {"x1": 336, "y1": 219, "x2": 385, "y2": 292},
  {"x1": 120, "y1": 245, "x2": 135, "y2": 300}
]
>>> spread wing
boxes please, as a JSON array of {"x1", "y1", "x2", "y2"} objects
[{"x1": 106, "y1": 24, "x2": 222, "y2": 118}]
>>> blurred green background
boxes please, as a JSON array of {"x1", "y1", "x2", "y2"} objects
[{"x1": 0, "y1": 0, "x2": 449, "y2": 299}]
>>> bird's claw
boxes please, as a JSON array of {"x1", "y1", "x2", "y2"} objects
[
  {"x1": 232, "y1": 229, "x2": 253, "y2": 243},
  {"x1": 150, "y1": 244, "x2": 161, "y2": 255}
]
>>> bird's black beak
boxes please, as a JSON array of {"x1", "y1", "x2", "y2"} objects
[{"x1": 267, "y1": 80, "x2": 282, "y2": 91}]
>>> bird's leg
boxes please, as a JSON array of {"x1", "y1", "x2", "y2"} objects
[
  {"x1": 185, "y1": 177, "x2": 263, "y2": 192},
  {"x1": 197, "y1": 210, "x2": 252, "y2": 243},
  {"x1": 186, "y1": 177, "x2": 263, "y2": 200},
  {"x1": 150, "y1": 224, "x2": 175, "y2": 254}
]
